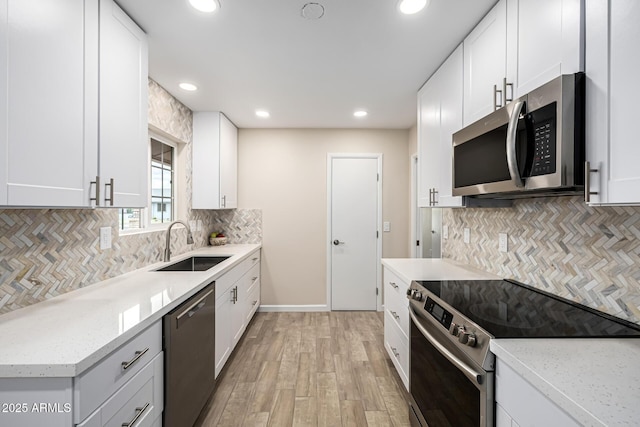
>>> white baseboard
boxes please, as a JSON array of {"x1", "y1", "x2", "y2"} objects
[{"x1": 258, "y1": 304, "x2": 330, "y2": 312}]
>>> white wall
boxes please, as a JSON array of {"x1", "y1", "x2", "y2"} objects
[{"x1": 238, "y1": 128, "x2": 410, "y2": 307}]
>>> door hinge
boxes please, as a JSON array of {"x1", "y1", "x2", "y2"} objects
[
  {"x1": 416, "y1": 240, "x2": 420, "y2": 246},
  {"x1": 377, "y1": 173, "x2": 379, "y2": 181},
  {"x1": 376, "y1": 287, "x2": 379, "y2": 296},
  {"x1": 377, "y1": 231, "x2": 379, "y2": 238}
]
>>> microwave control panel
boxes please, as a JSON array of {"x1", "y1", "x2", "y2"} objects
[{"x1": 530, "y1": 118, "x2": 556, "y2": 177}]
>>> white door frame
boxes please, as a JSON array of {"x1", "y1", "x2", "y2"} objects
[
  {"x1": 410, "y1": 153, "x2": 420, "y2": 258},
  {"x1": 326, "y1": 153, "x2": 383, "y2": 311}
]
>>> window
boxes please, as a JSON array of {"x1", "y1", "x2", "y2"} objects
[{"x1": 119, "y1": 136, "x2": 176, "y2": 231}]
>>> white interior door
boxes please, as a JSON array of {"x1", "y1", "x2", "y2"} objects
[{"x1": 329, "y1": 155, "x2": 380, "y2": 311}]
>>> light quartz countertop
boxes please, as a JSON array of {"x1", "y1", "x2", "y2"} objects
[
  {"x1": 383, "y1": 257, "x2": 640, "y2": 426},
  {"x1": 0, "y1": 244, "x2": 261, "y2": 378},
  {"x1": 381, "y1": 257, "x2": 500, "y2": 282},
  {"x1": 491, "y1": 338, "x2": 640, "y2": 427}
]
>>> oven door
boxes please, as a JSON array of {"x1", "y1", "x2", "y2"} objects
[{"x1": 408, "y1": 307, "x2": 494, "y2": 427}]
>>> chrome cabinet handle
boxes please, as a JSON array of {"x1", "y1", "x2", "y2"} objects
[
  {"x1": 409, "y1": 308, "x2": 483, "y2": 385},
  {"x1": 90, "y1": 176, "x2": 100, "y2": 206},
  {"x1": 503, "y1": 78, "x2": 513, "y2": 104},
  {"x1": 389, "y1": 282, "x2": 398, "y2": 289},
  {"x1": 121, "y1": 347, "x2": 149, "y2": 370},
  {"x1": 221, "y1": 195, "x2": 226, "y2": 208},
  {"x1": 390, "y1": 346, "x2": 400, "y2": 358},
  {"x1": 104, "y1": 178, "x2": 115, "y2": 206},
  {"x1": 231, "y1": 286, "x2": 238, "y2": 304},
  {"x1": 432, "y1": 188, "x2": 438, "y2": 205},
  {"x1": 494, "y1": 84, "x2": 503, "y2": 110},
  {"x1": 585, "y1": 161, "x2": 599, "y2": 203},
  {"x1": 121, "y1": 402, "x2": 150, "y2": 427},
  {"x1": 506, "y1": 100, "x2": 525, "y2": 188}
]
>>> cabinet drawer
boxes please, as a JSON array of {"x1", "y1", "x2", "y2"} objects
[
  {"x1": 246, "y1": 280, "x2": 260, "y2": 323},
  {"x1": 383, "y1": 268, "x2": 410, "y2": 307},
  {"x1": 384, "y1": 310, "x2": 409, "y2": 390},
  {"x1": 215, "y1": 250, "x2": 261, "y2": 299},
  {"x1": 385, "y1": 296, "x2": 409, "y2": 341},
  {"x1": 74, "y1": 321, "x2": 161, "y2": 423},
  {"x1": 78, "y1": 352, "x2": 163, "y2": 427}
]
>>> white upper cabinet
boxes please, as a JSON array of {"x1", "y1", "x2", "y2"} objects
[
  {"x1": 463, "y1": 0, "x2": 583, "y2": 127},
  {"x1": 418, "y1": 45, "x2": 465, "y2": 208},
  {"x1": 0, "y1": 0, "x2": 147, "y2": 208},
  {"x1": 192, "y1": 112, "x2": 238, "y2": 210},
  {"x1": 585, "y1": 0, "x2": 640, "y2": 205},
  {"x1": 98, "y1": 0, "x2": 149, "y2": 208},
  {"x1": 463, "y1": 0, "x2": 507, "y2": 127},
  {"x1": 0, "y1": 0, "x2": 98, "y2": 207},
  {"x1": 506, "y1": 0, "x2": 583, "y2": 97}
]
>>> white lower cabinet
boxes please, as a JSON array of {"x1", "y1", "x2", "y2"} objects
[
  {"x1": 215, "y1": 250, "x2": 261, "y2": 378},
  {"x1": 495, "y1": 358, "x2": 580, "y2": 427},
  {"x1": 383, "y1": 267, "x2": 410, "y2": 390},
  {"x1": 0, "y1": 321, "x2": 163, "y2": 427}
]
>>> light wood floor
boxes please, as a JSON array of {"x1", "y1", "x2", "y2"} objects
[{"x1": 195, "y1": 311, "x2": 411, "y2": 427}]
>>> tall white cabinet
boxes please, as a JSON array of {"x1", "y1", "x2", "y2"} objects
[
  {"x1": 192, "y1": 112, "x2": 238, "y2": 210},
  {"x1": 0, "y1": 0, "x2": 148, "y2": 208},
  {"x1": 98, "y1": 0, "x2": 149, "y2": 208},
  {"x1": 418, "y1": 45, "x2": 465, "y2": 208},
  {"x1": 463, "y1": 0, "x2": 583, "y2": 127},
  {"x1": 585, "y1": 0, "x2": 640, "y2": 205}
]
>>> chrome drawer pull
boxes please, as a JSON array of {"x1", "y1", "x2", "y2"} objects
[
  {"x1": 122, "y1": 402, "x2": 150, "y2": 427},
  {"x1": 252, "y1": 300, "x2": 258, "y2": 306},
  {"x1": 391, "y1": 347, "x2": 400, "y2": 358},
  {"x1": 121, "y1": 347, "x2": 149, "y2": 370},
  {"x1": 390, "y1": 282, "x2": 398, "y2": 289},
  {"x1": 252, "y1": 276, "x2": 258, "y2": 281},
  {"x1": 252, "y1": 257, "x2": 258, "y2": 262},
  {"x1": 391, "y1": 311, "x2": 400, "y2": 320}
]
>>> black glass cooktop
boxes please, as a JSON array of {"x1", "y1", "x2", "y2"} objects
[{"x1": 416, "y1": 279, "x2": 640, "y2": 338}]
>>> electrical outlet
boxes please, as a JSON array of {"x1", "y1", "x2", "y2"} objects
[
  {"x1": 383, "y1": 221, "x2": 390, "y2": 232},
  {"x1": 99, "y1": 227, "x2": 112, "y2": 250},
  {"x1": 443, "y1": 225, "x2": 448, "y2": 239},
  {"x1": 463, "y1": 228, "x2": 470, "y2": 244},
  {"x1": 499, "y1": 233, "x2": 508, "y2": 253}
]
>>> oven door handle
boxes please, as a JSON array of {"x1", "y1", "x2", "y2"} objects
[{"x1": 409, "y1": 307, "x2": 483, "y2": 385}]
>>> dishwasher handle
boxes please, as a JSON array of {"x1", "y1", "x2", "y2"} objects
[{"x1": 176, "y1": 288, "x2": 214, "y2": 328}]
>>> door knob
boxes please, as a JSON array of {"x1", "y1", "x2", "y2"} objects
[{"x1": 333, "y1": 240, "x2": 344, "y2": 245}]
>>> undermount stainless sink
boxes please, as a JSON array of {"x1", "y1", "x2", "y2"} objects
[{"x1": 155, "y1": 256, "x2": 230, "y2": 272}]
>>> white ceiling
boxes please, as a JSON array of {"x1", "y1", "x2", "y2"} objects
[{"x1": 117, "y1": 0, "x2": 497, "y2": 129}]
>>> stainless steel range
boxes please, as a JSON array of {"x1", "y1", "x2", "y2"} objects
[{"x1": 406, "y1": 279, "x2": 640, "y2": 427}]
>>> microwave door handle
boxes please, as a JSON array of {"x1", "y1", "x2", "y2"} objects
[{"x1": 506, "y1": 100, "x2": 525, "y2": 188}]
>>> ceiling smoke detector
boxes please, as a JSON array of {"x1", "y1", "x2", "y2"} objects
[{"x1": 301, "y1": 3, "x2": 325, "y2": 20}]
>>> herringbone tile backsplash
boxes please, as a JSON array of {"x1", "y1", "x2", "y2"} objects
[
  {"x1": 0, "y1": 208, "x2": 261, "y2": 314},
  {"x1": 443, "y1": 196, "x2": 640, "y2": 324}
]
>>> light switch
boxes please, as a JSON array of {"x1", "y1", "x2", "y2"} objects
[
  {"x1": 383, "y1": 221, "x2": 390, "y2": 232},
  {"x1": 100, "y1": 227, "x2": 112, "y2": 250},
  {"x1": 463, "y1": 228, "x2": 470, "y2": 244}
]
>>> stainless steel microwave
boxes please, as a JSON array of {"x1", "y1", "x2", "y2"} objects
[{"x1": 452, "y1": 73, "x2": 585, "y2": 198}]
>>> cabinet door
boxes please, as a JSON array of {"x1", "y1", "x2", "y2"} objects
[
  {"x1": 219, "y1": 114, "x2": 238, "y2": 209},
  {"x1": 99, "y1": 0, "x2": 148, "y2": 208},
  {"x1": 417, "y1": 77, "x2": 440, "y2": 207},
  {"x1": 463, "y1": 0, "x2": 507, "y2": 126},
  {"x1": 437, "y1": 45, "x2": 465, "y2": 208},
  {"x1": 506, "y1": 0, "x2": 583, "y2": 97},
  {"x1": 1, "y1": 0, "x2": 98, "y2": 207},
  {"x1": 586, "y1": 0, "x2": 640, "y2": 205},
  {"x1": 230, "y1": 283, "x2": 246, "y2": 348},
  {"x1": 215, "y1": 292, "x2": 232, "y2": 378}
]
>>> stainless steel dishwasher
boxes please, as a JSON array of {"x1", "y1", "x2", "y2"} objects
[{"x1": 163, "y1": 281, "x2": 216, "y2": 427}]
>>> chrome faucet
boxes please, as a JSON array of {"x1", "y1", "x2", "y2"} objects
[{"x1": 164, "y1": 220, "x2": 194, "y2": 262}]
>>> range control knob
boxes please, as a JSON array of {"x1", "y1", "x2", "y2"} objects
[
  {"x1": 449, "y1": 323, "x2": 460, "y2": 336},
  {"x1": 406, "y1": 288, "x2": 413, "y2": 298},
  {"x1": 459, "y1": 331, "x2": 478, "y2": 347},
  {"x1": 412, "y1": 291, "x2": 423, "y2": 302}
]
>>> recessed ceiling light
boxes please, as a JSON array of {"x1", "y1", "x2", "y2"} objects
[
  {"x1": 354, "y1": 110, "x2": 368, "y2": 118},
  {"x1": 398, "y1": 0, "x2": 429, "y2": 15},
  {"x1": 189, "y1": 0, "x2": 220, "y2": 13},
  {"x1": 256, "y1": 110, "x2": 270, "y2": 118},
  {"x1": 179, "y1": 82, "x2": 198, "y2": 91}
]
